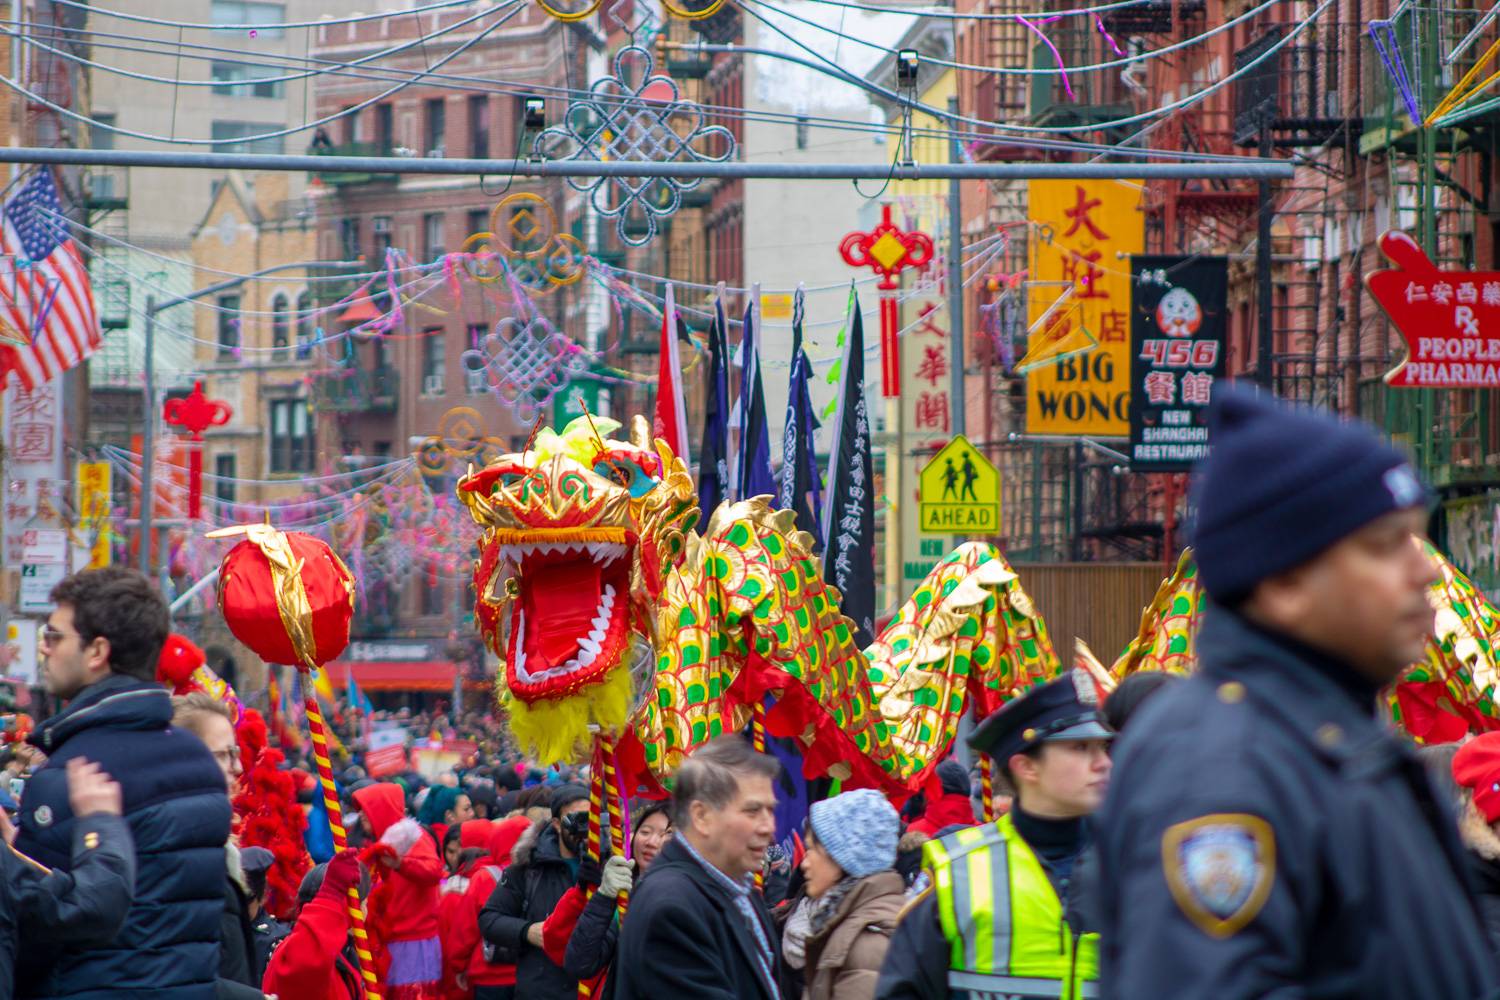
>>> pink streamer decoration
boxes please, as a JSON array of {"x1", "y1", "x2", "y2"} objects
[
  {"x1": 1018, "y1": 15, "x2": 1075, "y2": 102},
  {"x1": 1094, "y1": 14, "x2": 1125, "y2": 56}
]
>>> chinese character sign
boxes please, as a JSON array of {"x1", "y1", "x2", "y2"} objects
[
  {"x1": 900, "y1": 274, "x2": 953, "y2": 596},
  {"x1": 1368, "y1": 231, "x2": 1500, "y2": 388},
  {"x1": 76, "y1": 461, "x2": 112, "y2": 568},
  {"x1": 1025, "y1": 180, "x2": 1144, "y2": 435},
  {"x1": 2, "y1": 380, "x2": 63, "y2": 567},
  {"x1": 1128, "y1": 256, "x2": 1228, "y2": 470}
]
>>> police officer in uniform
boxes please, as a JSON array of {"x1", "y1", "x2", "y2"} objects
[
  {"x1": 876, "y1": 670, "x2": 1112, "y2": 1000},
  {"x1": 1097, "y1": 387, "x2": 1500, "y2": 999}
]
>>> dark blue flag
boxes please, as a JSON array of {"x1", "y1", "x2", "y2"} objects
[
  {"x1": 736, "y1": 298, "x2": 775, "y2": 500},
  {"x1": 778, "y1": 286, "x2": 823, "y2": 550},
  {"x1": 698, "y1": 296, "x2": 731, "y2": 532},
  {"x1": 821, "y1": 288, "x2": 876, "y2": 647}
]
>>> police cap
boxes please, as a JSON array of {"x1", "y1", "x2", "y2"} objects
[{"x1": 968, "y1": 669, "x2": 1114, "y2": 761}]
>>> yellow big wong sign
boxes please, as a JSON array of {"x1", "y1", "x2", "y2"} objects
[{"x1": 1025, "y1": 180, "x2": 1145, "y2": 436}]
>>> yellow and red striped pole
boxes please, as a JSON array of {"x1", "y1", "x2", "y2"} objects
[
  {"x1": 600, "y1": 740, "x2": 628, "y2": 914},
  {"x1": 751, "y1": 700, "x2": 766, "y2": 892},
  {"x1": 979, "y1": 752, "x2": 996, "y2": 823},
  {"x1": 578, "y1": 753, "x2": 607, "y2": 1000},
  {"x1": 304, "y1": 692, "x2": 381, "y2": 1000}
]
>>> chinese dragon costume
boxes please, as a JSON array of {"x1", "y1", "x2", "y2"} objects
[{"x1": 457, "y1": 415, "x2": 1060, "y2": 795}]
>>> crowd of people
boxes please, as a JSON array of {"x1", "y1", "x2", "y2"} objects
[{"x1": 6, "y1": 388, "x2": 1500, "y2": 1000}]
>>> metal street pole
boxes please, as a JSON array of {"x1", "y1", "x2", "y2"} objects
[
  {"x1": 138, "y1": 259, "x2": 359, "y2": 583},
  {"x1": 947, "y1": 96, "x2": 966, "y2": 439},
  {"x1": 1255, "y1": 127, "x2": 1274, "y2": 389},
  {"x1": 0, "y1": 146, "x2": 1296, "y2": 181}
]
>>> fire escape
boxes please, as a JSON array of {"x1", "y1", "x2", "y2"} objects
[{"x1": 1354, "y1": 2, "x2": 1500, "y2": 506}]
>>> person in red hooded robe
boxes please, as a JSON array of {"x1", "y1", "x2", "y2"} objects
[
  {"x1": 906, "y1": 759, "x2": 979, "y2": 838},
  {"x1": 352, "y1": 782, "x2": 444, "y2": 999},
  {"x1": 261, "y1": 850, "x2": 370, "y2": 1000},
  {"x1": 446, "y1": 816, "x2": 532, "y2": 1000},
  {"x1": 437, "y1": 818, "x2": 493, "y2": 1000}
]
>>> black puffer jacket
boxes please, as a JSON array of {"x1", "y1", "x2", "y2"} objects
[
  {"x1": 15, "y1": 675, "x2": 233, "y2": 1000},
  {"x1": 479, "y1": 821, "x2": 579, "y2": 1000},
  {"x1": 1461, "y1": 805, "x2": 1500, "y2": 955}
]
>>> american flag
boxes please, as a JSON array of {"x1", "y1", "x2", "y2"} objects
[{"x1": 0, "y1": 170, "x2": 102, "y2": 390}]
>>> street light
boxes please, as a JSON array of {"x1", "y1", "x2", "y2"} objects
[{"x1": 139, "y1": 259, "x2": 360, "y2": 582}]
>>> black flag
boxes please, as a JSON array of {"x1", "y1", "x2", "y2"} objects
[
  {"x1": 698, "y1": 295, "x2": 732, "y2": 531},
  {"x1": 778, "y1": 285, "x2": 823, "y2": 550},
  {"x1": 821, "y1": 288, "x2": 876, "y2": 647}
]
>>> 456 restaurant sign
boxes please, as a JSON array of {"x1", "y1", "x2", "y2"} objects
[{"x1": 1370, "y1": 231, "x2": 1500, "y2": 387}]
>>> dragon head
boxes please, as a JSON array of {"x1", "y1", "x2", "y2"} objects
[{"x1": 457, "y1": 414, "x2": 699, "y2": 762}]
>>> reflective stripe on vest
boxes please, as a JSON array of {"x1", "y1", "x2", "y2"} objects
[{"x1": 923, "y1": 813, "x2": 1100, "y2": 1000}]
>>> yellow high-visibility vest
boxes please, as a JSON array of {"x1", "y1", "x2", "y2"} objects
[{"x1": 923, "y1": 813, "x2": 1100, "y2": 1000}]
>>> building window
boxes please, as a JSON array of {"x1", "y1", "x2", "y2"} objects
[
  {"x1": 372, "y1": 215, "x2": 392, "y2": 260},
  {"x1": 373, "y1": 440, "x2": 392, "y2": 459},
  {"x1": 423, "y1": 213, "x2": 444, "y2": 262},
  {"x1": 271, "y1": 292, "x2": 290, "y2": 358},
  {"x1": 270, "y1": 399, "x2": 315, "y2": 473},
  {"x1": 211, "y1": 0, "x2": 285, "y2": 38},
  {"x1": 210, "y1": 61, "x2": 284, "y2": 98},
  {"x1": 210, "y1": 120, "x2": 285, "y2": 155},
  {"x1": 466, "y1": 209, "x2": 487, "y2": 239},
  {"x1": 469, "y1": 95, "x2": 490, "y2": 158},
  {"x1": 217, "y1": 294, "x2": 240, "y2": 357},
  {"x1": 295, "y1": 290, "x2": 313, "y2": 357},
  {"x1": 425, "y1": 98, "x2": 446, "y2": 156},
  {"x1": 422, "y1": 328, "x2": 445, "y2": 396},
  {"x1": 795, "y1": 115, "x2": 809, "y2": 150},
  {"x1": 374, "y1": 102, "x2": 393, "y2": 150},
  {"x1": 339, "y1": 218, "x2": 360, "y2": 260},
  {"x1": 214, "y1": 454, "x2": 237, "y2": 507},
  {"x1": 466, "y1": 323, "x2": 486, "y2": 394}
]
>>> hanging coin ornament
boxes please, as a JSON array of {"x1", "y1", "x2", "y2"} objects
[
  {"x1": 488, "y1": 192, "x2": 586, "y2": 292},
  {"x1": 534, "y1": 0, "x2": 603, "y2": 22},
  {"x1": 462, "y1": 313, "x2": 589, "y2": 423},
  {"x1": 460, "y1": 232, "x2": 505, "y2": 285},
  {"x1": 536, "y1": 0, "x2": 724, "y2": 22},
  {"x1": 532, "y1": 45, "x2": 736, "y2": 247}
]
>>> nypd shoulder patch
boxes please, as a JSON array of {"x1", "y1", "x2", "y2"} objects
[{"x1": 1161, "y1": 813, "x2": 1275, "y2": 938}]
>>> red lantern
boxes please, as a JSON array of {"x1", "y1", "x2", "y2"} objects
[{"x1": 213, "y1": 525, "x2": 355, "y2": 669}]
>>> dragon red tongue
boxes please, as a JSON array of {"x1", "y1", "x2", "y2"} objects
[{"x1": 521, "y1": 554, "x2": 602, "y2": 665}]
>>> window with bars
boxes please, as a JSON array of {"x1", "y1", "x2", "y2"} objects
[
  {"x1": 295, "y1": 290, "x2": 313, "y2": 357},
  {"x1": 269, "y1": 399, "x2": 315, "y2": 473}
]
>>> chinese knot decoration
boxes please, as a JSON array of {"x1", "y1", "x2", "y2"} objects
[
  {"x1": 839, "y1": 205, "x2": 934, "y2": 397},
  {"x1": 1367, "y1": 230, "x2": 1500, "y2": 389},
  {"x1": 163, "y1": 381, "x2": 232, "y2": 520}
]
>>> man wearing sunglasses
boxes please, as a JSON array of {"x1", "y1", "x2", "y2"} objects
[{"x1": 12, "y1": 567, "x2": 232, "y2": 1000}]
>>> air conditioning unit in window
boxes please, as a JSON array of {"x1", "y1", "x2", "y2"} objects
[
  {"x1": 423, "y1": 374, "x2": 445, "y2": 395},
  {"x1": 466, "y1": 368, "x2": 486, "y2": 394},
  {"x1": 426, "y1": 147, "x2": 446, "y2": 158}
]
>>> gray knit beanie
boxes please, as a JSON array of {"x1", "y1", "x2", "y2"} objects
[{"x1": 808, "y1": 789, "x2": 899, "y2": 879}]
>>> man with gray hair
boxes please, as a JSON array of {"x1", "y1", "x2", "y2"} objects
[{"x1": 609, "y1": 736, "x2": 785, "y2": 999}]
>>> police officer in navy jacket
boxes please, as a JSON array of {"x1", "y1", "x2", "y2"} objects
[{"x1": 1097, "y1": 387, "x2": 1500, "y2": 999}]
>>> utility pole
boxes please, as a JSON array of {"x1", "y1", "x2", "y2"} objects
[
  {"x1": 947, "y1": 96, "x2": 966, "y2": 438},
  {"x1": 1256, "y1": 127, "x2": 1274, "y2": 389}
]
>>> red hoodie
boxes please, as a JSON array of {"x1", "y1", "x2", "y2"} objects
[
  {"x1": 438, "y1": 820, "x2": 494, "y2": 1000},
  {"x1": 908, "y1": 792, "x2": 979, "y2": 838},
  {"x1": 447, "y1": 816, "x2": 531, "y2": 990},
  {"x1": 261, "y1": 890, "x2": 364, "y2": 1000},
  {"x1": 353, "y1": 783, "x2": 444, "y2": 946}
]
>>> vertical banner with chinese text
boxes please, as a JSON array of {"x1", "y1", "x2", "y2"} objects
[
  {"x1": 1025, "y1": 180, "x2": 1144, "y2": 436},
  {"x1": 75, "y1": 461, "x2": 113, "y2": 568},
  {"x1": 899, "y1": 258, "x2": 954, "y2": 599},
  {"x1": 1128, "y1": 256, "x2": 1229, "y2": 470},
  {"x1": 3, "y1": 381, "x2": 65, "y2": 569}
]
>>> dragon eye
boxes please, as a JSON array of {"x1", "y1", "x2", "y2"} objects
[{"x1": 593, "y1": 459, "x2": 656, "y2": 498}]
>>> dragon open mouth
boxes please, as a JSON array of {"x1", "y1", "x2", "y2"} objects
[{"x1": 497, "y1": 538, "x2": 633, "y2": 695}]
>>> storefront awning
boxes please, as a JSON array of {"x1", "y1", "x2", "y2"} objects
[{"x1": 321, "y1": 660, "x2": 458, "y2": 692}]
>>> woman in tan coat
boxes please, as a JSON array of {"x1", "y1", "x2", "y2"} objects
[{"x1": 793, "y1": 789, "x2": 906, "y2": 1000}]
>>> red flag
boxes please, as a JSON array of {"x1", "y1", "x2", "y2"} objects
[{"x1": 653, "y1": 283, "x2": 689, "y2": 459}]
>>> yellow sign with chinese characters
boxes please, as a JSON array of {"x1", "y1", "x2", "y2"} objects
[
  {"x1": 75, "y1": 461, "x2": 111, "y2": 568},
  {"x1": 919, "y1": 435, "x2": 1000, "y2": 534},
  {"x1": 1025, "y1": 180, "x2": 1145, "y2": 435}
]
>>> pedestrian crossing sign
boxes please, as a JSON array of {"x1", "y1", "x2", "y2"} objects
[{"x1": 918, "y1": 435, "x2": 1000, "y2": 534}]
